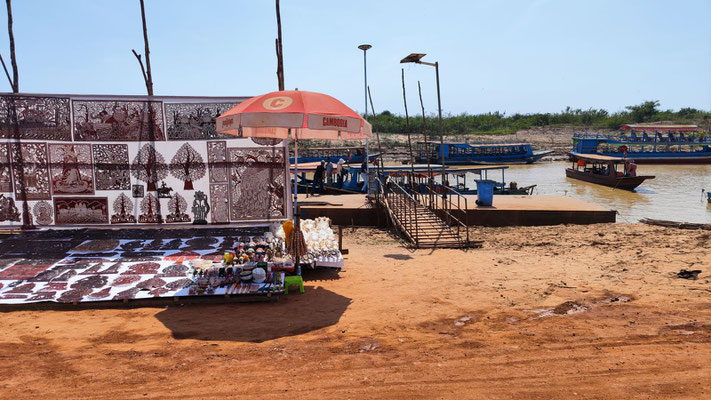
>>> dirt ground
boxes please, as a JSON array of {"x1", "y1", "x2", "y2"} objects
[{"x1": 1, "y1": 223, "x2": 710, "y2": 399}]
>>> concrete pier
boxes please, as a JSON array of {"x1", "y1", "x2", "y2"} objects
[{"x1": 298, "y1": 194, "x2": 616, "y2": 227}]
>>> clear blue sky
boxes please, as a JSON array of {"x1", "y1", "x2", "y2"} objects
[{"x1": 1, "y1": 0, "x2": 709, "y2": 115}]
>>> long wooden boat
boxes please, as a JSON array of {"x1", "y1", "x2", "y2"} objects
[
  {"x1": 415, "y1": 141, "x2": 553, "y2": 165},
  {"x1": 566, "y1": 153, "x2": 654, "y2": 191}
]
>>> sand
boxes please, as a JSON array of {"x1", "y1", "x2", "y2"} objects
[{"x1": 1, "y1": 223, "x2": 710, "y2": 399}]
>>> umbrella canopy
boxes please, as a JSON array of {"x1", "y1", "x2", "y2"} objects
[{"x1": 216, "y1": 90, "x2": 371, "y2": 140}]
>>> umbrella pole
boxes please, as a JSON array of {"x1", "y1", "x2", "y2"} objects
[{"x1": 293, "y1": 137, "x2": 299, "y2": 220}]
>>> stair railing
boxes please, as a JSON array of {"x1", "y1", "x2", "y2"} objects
[{"x1": 418, "y1": 185, "x2": 470, "y2": 246}]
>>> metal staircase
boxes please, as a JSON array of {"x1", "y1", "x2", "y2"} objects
[{"x1": 376, "y1": 179, "x2": 481, "y2": 249}]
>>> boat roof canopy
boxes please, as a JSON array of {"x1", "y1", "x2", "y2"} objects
[
  {"x1": 570, "y1": 152, "x2": 627, "y2": 162},
  {"x1": 290, "y1": 163, "x2": 509, "y2": 173},
  {"x1": 416, "y1": 142, "x2": 530, "y2": 147},
  {"x1": 304, "y1": 146, "x2": 365, "y2": 151},
  {"x1": 620, "y1": 124, "x2": 698, "y2": 132}
]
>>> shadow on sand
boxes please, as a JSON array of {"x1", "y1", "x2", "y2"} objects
[{"x1": 154, "y1": 286, "x2": 351, "y2": 343}]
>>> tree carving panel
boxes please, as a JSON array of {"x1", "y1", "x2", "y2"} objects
[
  {"x1": 139, "y1": 194, "x2": 162, "y2": 223},
  {"x1": 0, "y1": 143, "x2": 12, "y2": 192},
  {"x1": 54, "y1": 197, "x2": 109, "y2": 225},
  {"x1": 169, "y1": 143, "x2": 205, "y2": 190},
  {"x1": 72, "y1": 100, "x2": 165, "y2": 141},
  {"x1": 131, "y1": 144, "x2": 167, "y2": 192},
  {"x1": 207, "y1": 141, "x2": 227, "y2": 183},
  {"x1": 10, "y1": 142, "x2": 51, "y2": 200},
  {"x1": 48, "y1": 144, "x2": 94, "y2": 195},
  {"x1": 0, "y1": 95, "x2": 71, "y2": 140},
  {"x1": 93, "y1": 144, "x2": 130, "y2": 190},
  {"x1": 111, "y1": 193, "x2": 136, "y2": 224},
  {"x1": 210, "y1": 184, "x2": 229, "y2": 223},
  {"x1": 165, "y1": 103, "x2": 237, "y2": 140},
  {"x1": 228, "y1": 147, "x2": 286, "y2": 220},
  {"x1": 166, "y1": 193, "x2": 190, "y2": 223}
]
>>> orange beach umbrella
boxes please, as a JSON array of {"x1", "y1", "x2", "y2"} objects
[{"x1": 216, "y1": 90, "x2": 371, "y2": 140}]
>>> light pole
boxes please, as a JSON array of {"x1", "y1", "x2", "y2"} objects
[
  {"x1": 358, "y1": 44, "x2": 372, "y2": 183},
  {"x1": 400, "y1": 53, "x2": 446, "y2": 195}
]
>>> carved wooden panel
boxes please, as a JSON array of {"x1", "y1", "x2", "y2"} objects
[
  {"x1": 48, "y1": 144, "x2": 94, "y2": 195},
  {"x1": 72, "y1": 100, "x2": 165, "y2": 141},
  {"x1": 228, "y1": 147, "x2": 286, "y2": 220},
  {"x1": 165, "y1": 103, "x2": 237, "y2": 140},
  {"x1": 10, "y1": 142, "x2": 51, "y2": 200},
  {"x1": 111, "y1": 193, "x2": 136, "y2": 224},
  {"x1": 0, "y1": 95, "x2": 71, "y2": 140},
  {"x1": 93, "y1": 144, "x2": 130, "y2": 190},
  {"x1": 207, "y1": 141, "x2": 228, "y2": 183},
  {"x1": 0, "y1": 143, "x2": 12, "y2": 192},
  {"x1": 210, "y1": 183, "x2": 229, "y2": 223},
  {"x1": 33, "y1": 200, "x2": 53, "y2": 225},
  {"x1": 54, "y1": 197, "x2": 109, "y2": 225}
]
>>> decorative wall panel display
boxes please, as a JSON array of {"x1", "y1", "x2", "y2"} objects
[
  {"x1": 48, "y1": 144, "x2": 94, "y2": 195},
  {"x1": 210, "y1": 184, "x2": 229, "y2": 223},
  {"x1": 0, "y1": 194, "x2": 20, "y2": 222},
  {"x1": 169, "y1": 143, "x2": 205, "y2": 190},
  {"x1": 165, "y1": 103, "x2": 236, "y2": 140},
  {"x1": 131, "y1": 144, "x2": 167, "y2": 191},
  {"x1": 0, "y1": 95, "x2": 71, "y2": 140},
  {"x1": 72, "y1": 100, "x2": 165, "y2": 141},
  {"x1": 111, "y1": 193, "x2": 136, "y2": 224},
  {"x1": 228, "y1": 147, "x2": 286, "y2": 220},
  {"x1": 139, "y1": 194, "x2": 162, "y2": 223},
  {"x1": 132, "y1": 184, "x2": 144, "y2": 198},
  {"x1": 54, "y1": 197, "x2": 109, "y2": 225},
  {"x1": 165, "y1": 193, "x2": 190, "y2": 223},
  {"x1": 0, "y1": 143, "x2": 12, "y2": 192},
  {"x1": 207, "y1": 141, "x2": 228, "y2": 183},
  {"x1": 32, "y1": 200, "x2": 53, "y2": 225},
  {"x1": 11, "y1": 142, "x2": 51, "y2": 200},
  {"x1": 93, "y1": 144, "x2": 130, "y2": 190}
]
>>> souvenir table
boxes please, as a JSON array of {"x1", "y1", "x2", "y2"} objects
[{"x1": 278, "y1": 217, "x2": 345, "y2": 269}]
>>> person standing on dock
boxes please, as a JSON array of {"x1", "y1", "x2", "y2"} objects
[
  {"x1": 312, "y1": 160, "x2": 325, "y2": 195},
  {"x1": 336, "y1": 158, "x2": 345, "y2": 188},
  {"x1": 325, "y1": 156, "x2": 334, "y2": 185}
]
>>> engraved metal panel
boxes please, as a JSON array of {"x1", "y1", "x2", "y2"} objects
[
  {"x1": 93, "y1": 144, "x2": 130, "y2": 190},
  {"x1": 10, "y1": 142, "x2": 51, "y2": 200},
  {"x1": 0, "y1": 95, "x2": 71, "y2": 140},
  {"x1": 48, "y1": 144, "x2": 94, "y2": 195},
  {"x1": 228, "y1": 147, "x2": 286, "y2": 220},
  {"x1": 165, "y1": 103, "x2": 237, "y2": 140},
  {"x1": 72, "y1": 100, "x2": 165, "y2": 141}
]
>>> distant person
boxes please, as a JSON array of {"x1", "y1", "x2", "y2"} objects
[
  {"x1": 312, "y1": 160, "x2": 325, "y2": 195},
  {"x1": 625, "y1": 160, "x2": 637, "y2": 177},
  {"x1": 325, "y1": 157, "x2": 333, "y2": 185},
  {"x1": 336, "y1": 158, "x2": 346, "y2": 188}
]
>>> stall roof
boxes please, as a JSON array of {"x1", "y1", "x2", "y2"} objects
[{"x1": 620, "y1": 124, "x2": 698, "y2": 132}]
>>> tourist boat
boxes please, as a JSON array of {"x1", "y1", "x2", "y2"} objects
[
  {"x1": 289, "y1": 146, "x2": 379, "y2": 164},
  {"x1": 415, "y1": 141, "x2": 553, "y2": 165},
  {"x1": 571, "y1": 124, "x2": 711, "y2": 164},
  {"x1": 566, "y1": 153, "x2": 654, "y2": 190}
]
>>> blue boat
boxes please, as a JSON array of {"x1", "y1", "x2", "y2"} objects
[
  {"x1": 415, "y1": 141, "x2": 553, "y2": 165},
  {"x1": 288, "y1": 146, "x2": 379, "y2": 165},
  {"x1": 571, "y1": 124, "x2": 711, "y2": 164}
]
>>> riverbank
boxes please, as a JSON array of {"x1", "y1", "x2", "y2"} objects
[{"x1": 0, "y1": 223, "x2": 709, "y2": 399}]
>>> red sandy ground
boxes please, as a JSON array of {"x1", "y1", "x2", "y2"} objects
[{"x1": 0, "y1": 223, "x2": 709, "y2": 399}]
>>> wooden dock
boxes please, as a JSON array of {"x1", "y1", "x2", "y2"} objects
[{"x1": 298, "y1": 194, "x2": 615, "y2": 227}]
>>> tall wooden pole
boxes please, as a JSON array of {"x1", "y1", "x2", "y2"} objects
[
  {"x1": 401, "y1": 69, "x2": 415, "y2": 188},
  {"x1": 275, "y1": 0, "x2": 284, "y2": 90},
  {"x1": 6, "y1": 0, "x2": 17, "y2": 92}
]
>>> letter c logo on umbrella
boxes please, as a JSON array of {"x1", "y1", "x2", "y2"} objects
[{"x1": 262, "y1": 96, "x2": 293, "y2": 110}]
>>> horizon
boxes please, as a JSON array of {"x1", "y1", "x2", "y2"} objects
[{"x1": 0, "y1": 0, "x2": 709, "y2": 115}]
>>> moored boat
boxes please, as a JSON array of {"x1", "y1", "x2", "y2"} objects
[
  {"x1": 415, "y1": 141, "x2": 553, "y2": 165},
  {"x1": 566, "y1": 153, "x2": 654, "y2": 190}
]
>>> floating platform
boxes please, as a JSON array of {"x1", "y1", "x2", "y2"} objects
[{"x1": 298, "y1": 194, "x2": 616, "y2": 227}]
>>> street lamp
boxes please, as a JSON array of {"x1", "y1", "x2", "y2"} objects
[
  {"x1": 400, "y1": 53, "x2": 446, "y2": 194},
  {"x1": 358, "y1": 44, "x2": 372, "y2": 182}
]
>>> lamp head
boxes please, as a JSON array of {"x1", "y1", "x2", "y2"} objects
[
  {"x1": 400, "y1": 53, "x2": 426, "y2": 64},
  {"x1": 358, "y1": 44, "x2": 372, "y2": 51}
]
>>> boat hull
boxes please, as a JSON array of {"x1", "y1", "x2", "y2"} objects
[{"x1": 565, "y1": 168, "x2": 653, "y2": 190}]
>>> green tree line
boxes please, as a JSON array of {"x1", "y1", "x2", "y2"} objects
[{"x1": 366, "y1": 101, "x2": 710, "y2": 135}]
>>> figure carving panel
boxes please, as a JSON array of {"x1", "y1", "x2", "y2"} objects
[
  {"x1": 0, "y1": 143, "x2": 12, "y2": 192},
  {"x1": 165, "y1": 103, "x2": 237, "y2": 140},
  {"x1": 207, "y1": 141, "x2": 227, "y2": 183},
  {"x1": 0, "y1": 95, "x2": 71, "y2": 140},
  {"x1": 210, "y1": 184, "x2": 229, "y2": 223},
  {"x1": 93, "y1": 144, "x2": 130, "y2": 190},
  {"x1": 228, "y1": 147, "x2": 286, "y2": 220},
  {"x1": 48, "y1": 144, "x2": 94, "y2": 195},
  {"x1": 72, "y1": 100, "x2": 165, "y2": 141},
  {"x1": 10, "y1": 142, "x2": 51, "y2": 200},
  {"x1": 54, "y1": 197, "x2": 109, "y2": 225},
  {"x1": 33, "y1": 200, "x2": 53, "y2": 225}
]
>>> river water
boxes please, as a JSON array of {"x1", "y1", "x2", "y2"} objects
[{"x1": 467, "y1": 162, "x2": 711, "y2": 223}]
